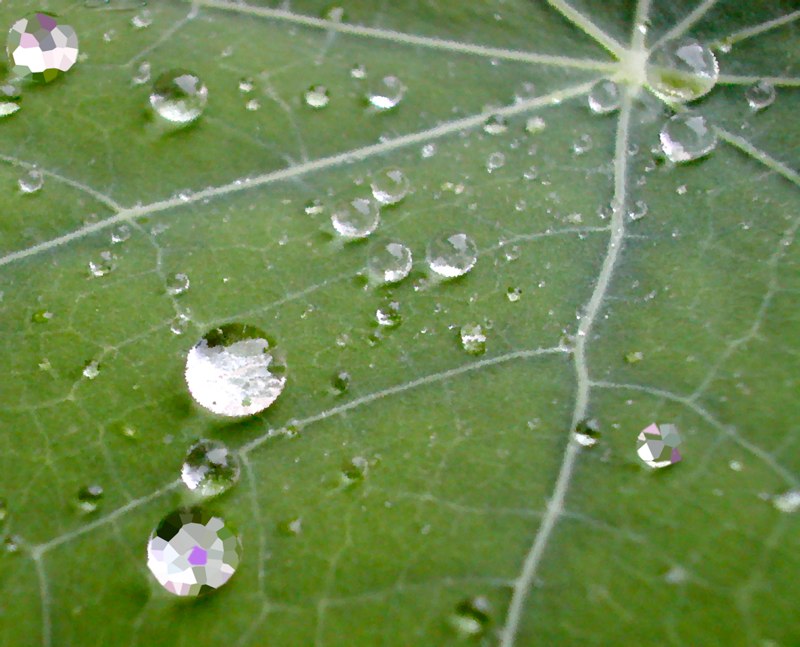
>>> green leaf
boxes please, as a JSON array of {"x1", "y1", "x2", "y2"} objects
[{"x1": 1, "y1": 1, "x2": 798, "y2": 645}]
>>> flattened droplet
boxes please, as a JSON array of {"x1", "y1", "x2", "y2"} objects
[
  {"x1": 146, "y1": 508, "x2": 241, "y2": 596},
  {"x1": 181, "y1": 439, "x2": 240, "y2": 498},
  {"x1": 150, "y1": 70, "x2": 208, "y2": 125},
  {"x1": 185, "y1": 323, "x2": 287, "y2": 417},
  {"x1": 574, "y1": 418, "x2": 600, "y2": 447},
  {"x1": 331, "y1": 198, "x2": 380, "y2": 239},
  {"x1": 660, "y1": 112, "x2": 717, "y2": 163},
  {"x1": 0, "y1": 81, "x2": 21, "y2": 118},
  {"x1": 7, "y1": 13, "x2": 79, "y2": 82},
  {"x1": 745, "y1": 80, "x2": 776, "y2": 111},
  {"x1": 636, "y1": 423, "x2": 682, "y2": 468},
  {"x1": 483, "y1": 114, "x2": 508, "y2": 135},
  {"x1": 367, "y1": 240, "x2": 412, "y2": 284},
  {"x1": 647, "y1": 38, "x2": 718, "y2": 102},
  {"x1": 370, "y1": 167, "x2": 410, "y2": 205},
  {"x1": 367, "y1": 75, "x2": 406, "y2": 110},
  {"x1": 426, "y1": 233, "x2": 478, "y2": 278}
]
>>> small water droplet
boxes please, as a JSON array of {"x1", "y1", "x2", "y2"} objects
[
  {"x1": 421, "y1": 143, "x2": 437, "y2": 158},
  {"x1": 486, "y1": 151, "x2": 506, "y2": 172},
  {"x1": 331, "y1": 198, "x2": 380, "y2": 239},
  {"x1": 131, "y1": 61, "x2": 151, "y2": 85},
  {"x1": 637, "y1": 423, "x2": 682, "y2": 468},
  {"x1": 588, "y1": 80, "x2": 621, "y2": 114},
  {"x1": 304, "y1": 84, "x2": 330, "y2": 109},
  {"x1": 350, "y1": 63, "x2": 367, "y2": 79},
  {"x1": 181, "y1": 439, "x2": 240, "y2": 498},
  {"x1": 277, "y1": 517, "x2": 303, "y2": 536},
  {"x1": 170, "y1": 312, "x2": 191, "y2": 335},
  {"x1": 3, "y1": 535, "x2": 21, "y2": 554},
  {"x1": 341, "y1": 456, "x2": 369, "y2": 484},
  {"x1": 660, "y1": 112, "x2": 717, "y2": 163},
  {"x1": 627, "y1": 200, "x2": 648, "y2": 221},
  {"x1": 624, "y1": 350, "x2": 644, "y2": 364},
  {"x1": 185, "y1": 323, "x2": 287, "y2": 417},
  {"x1": 729, "y1": 460, "x2": 743, "y2": 472},
  {"x1": 514, "y1": 81, "x2": 536, "y2": 102},
  {"x1": 31, "y1": 309, "x2": 54, "y2": 324},
  {"x1": 304, "y1": 198, "x2": 325, "y2": 216},
  {"x1": 331, "y1": 370, "x2": 350, "y2": 395},
  {"x1": 103, "y1": 29, "x2": 116, "y2": 42},
  {"x1": 0, "y1": 81, "x2": 21, "y2": 118},
  {"x1": 574, "y1": 418, "x2": 601, "y2": 447},
  {"x1": 572, "y1": 133, "x2": 593, "y2": 155},
  {"x1": 367, "y1": 240, "x2": 413, "y2": 284},
  {"x1": 647, "y1": 38, "x2": 719, "y2": 102},
  {"x1": 111, "y1": 224, "x2": 131, "y2": 244},
  {"x1": 745, "y1": 80, "x2": 776, "y2": 111},
  {"x1": 449, "y1": 596, "x2": 492, "y2": 636},
  {"x1": 245, "y1": 99, "x2": 260, "y2": 111},
  {"x1": 370, "y1": 167, "x2": 410, "y2": 205},
  {"x1": 525, "y1": 116, "x2": 546, "y2": 134},
  {"x1": 82, "y1": 359, "x2": 100, "y2": 380},
  {"x1": 375, "y1": 301, "x2": 402, "y2": 328},
  {"x1": 460, "y1": 323, "x2": 486, "y2": 355},
  {"x1": 88, "y1": 250, "x2": 116, "y2": 277},
  {"x1": 506, "y1": 286, "x2": 522, "y2": 303},
  {"x1": 426, "y1": 233, "x2": 478, "y2": 278},
  {"x1": 18, "y1": 168, "x2": 44, "y2": 194},
  {"x1": 76, "y1": 484, "x2": 103, "y2": 513},
  {"x1": 483, "y1": 114, "x2": 508, "y2": 135},
  {"x1": 150, "y1": 70, "x2": 208, "y2": 125},
  {"x1": 367, "y1": 75, "x2": 406, "y2": 110},
  {"x1": 167, "y1": 272, "x2": 190, "y2": 296},
  {"x1": 131, "y1": 9, "x2": 152, "y2": 29},
  {"x1": 772, "y1": 490, "x2": 800, "y2": 513}
]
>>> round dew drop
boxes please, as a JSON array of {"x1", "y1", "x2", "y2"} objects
[
  {"x1": 185, "y1": 323, "x2": 287, "y2": 417},
  {"x1": 370, "y1": 167, "x2": 410, "y2": 205},
  {"x1": 18, "y1": 168, "x2": 44, "y2": 194},
  {"x1": 331, "y1": 198, "x2": 380, "y2": 239},
  {"x1": 426, "y1": 233, "x2": 478, "y2": 278},
  {"x1": 150, "y1": 70, "x2": 208, "y2": 125},
  {"x1": 304, "y1": 85, "x2": 330, "y2": 109},
  {"x1": 460, "y1": 323, "x2": 486, "y2": 356},
  {"x1": 450, "y1": 596, "x2": 492, "y2": 637},
  {"x1": 745, "y1": 80, "x2": 776, "y2": 111},
  {"x1": 588, "y1": 80, "x2": 621, "y2": 114},
  {"x1": 366, "y1": 240, "x2": 412, "y2": 284},
  {"x1": 483, "y1": 114, "x2": 508, "y2": 135},
  {"x1": 646, "y1": 38, "x2": 718, "y2": 102},
  {"x1": 181, "y1": 439, "x2": 240, "y2": 498},
  {"x1": 367, "y1": 75, "x2": 406, "y2": 110},
  {"x1": 660, "y1": 112, "x2": 717, "y2": 163},
  {"x1": 76, "y1": 484, "x2": 104, "y2": 513}
]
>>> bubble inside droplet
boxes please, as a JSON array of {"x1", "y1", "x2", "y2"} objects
[
  {"x1": 150, "y1": 69, "x2": 208, "y2": 125},
  {"x1": 646, "y1": 38, "x2": 719, "y2": 102},
  {"x1": 660, "y1": 112, "x2": 717, "y2": 163},
  {"x1": 181, "y1": 439, "x2": 240, "y2": 498},
  {"x1": 367, "y1": 75, "x2": 406, "y2": 110},
  {"x1": 588, "y1": 80, "x2": 621, "y2": 114},
  {"x1": 331, "y1": 198, "x2": 381, "y2": 239},
  {"x1": 370, "y1": 167, "x2": 410, "y2": 205},
  {"x1": 745, "y1": 80, "x2": 776, "y2": 111},
  {"x1": 426, "y1": 233, "x2": 478, "y2": 278},
  {"x1": 367, "y1": 240, "x2": 412, "y2": 284}
]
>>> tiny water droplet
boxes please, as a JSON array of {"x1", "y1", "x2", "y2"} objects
[
  {"x1": 506, "y1": 286, "x2": 522, "y2": 302},
  {"x1": 426, "y1": 233, "x2": 478, "y2": 278},
  {"x1": 637, "y1": 423, "x2": 682, "y2": 468},
  {"x1": 525, "y1": 116, "x2": 546, "y2": 134},
  {"x1": 0, "y1": 81, "x2": 21, "y2": 118},
  {"x1": 367, "y1": 75, "x2": 406, "y2": 110},
  {"x1": 514, "y1": 81, "x2": 536, "y2": 103},
  {"x1": 486, "y1": 151, "x2": 506, "y2": 172},
  {"x1": 18, "y1": 168, "x2": 44, "y2": 194},
  {"x1": 572, "y1": 133, "x2": 593, "y2": 155},
  {"x1": 31, "y1": 309, "x2": 54, "y2": 324},
  {"x1": 647, "y1": 38, "x2": 719, "y2": 102},
  {"x1": 588, "y1": 80, "x2": 621, "y2": 114},
  {"x1": 82, "y1": 359, "x2": 100, "y2": 380},
  {"x1": 131, "y1": 9, "x2": 152, "y2": 29},
  {"x1": 772, "y1": 490, "x2": 800, "y2": 513},
  {"x1": 460, "y1": 323, "x2": 486, "y2": 355},
  {"x1": 88, "y1": 250, "x2": 116, "y2": 277},
  {"x1": 624, "y1": 350, "x2": 644, "y2": 364},
  {"x1": 341, "y1": 456, "x2": 369, "y2": 484},
  {"x1": 483, "y1": 114, "x2": 508, "y2": 135},
  {"x1": 150, "y1": 70, "x2": 208, "y2": 125},
  {"x1": 421, "y1": 143, "x2": 437, "y2": 158},
  {"x1": 103, "y1": 29, "x2": 116, "y2": 42},
  {"x1": 331, "y1": 198, "x2": 380, "y2": 239},
  {"x1": 627, "y1": 200, "x2": 648, "y2": 221},
  {"x1": 745, "y1": 80, "x2": 776, "y2": 111},
  {"x1": 304, "y1": 198, "x2": 325, "y2": 216},
  {"x1": 331, "y1": 370, "x2": 350, "y2": 395},
  {"x1": 111, "y1": 224, "x2": 131, "y2": 244},
  {"x1": 375, "y1": 301, "x2": 402, "y2": 328},
  {"x1": 277, "y1": 517, "x2": 303, "y2": 536},
  {"x1": 181, "y1": 439, "x2": 240, "y2": 498},
  {"x1": 574, "y1": 418, "x2": 600, "y2": 447},
  {"x1": 3, "y1": 535, "x2": 21, "y2": 554},
  {"x1": 245, "y1": 98, "x2": 260, "y2": 111},
  {"x1": 76, "y1": 484, "x2": 103, "y2": 513},
  {"x1": 367, "y1": 240, "x2": 412, "y2": 284},
  {"x1": 167, "y1": 272, "x2": 190, "y2": 296},
  {"x1": 170, "y1": 312, "x2": 191, "y2": 335},
  {"x1": 131, "y1": 61, "x2": 151, "y2": 85},
  {"x1": 370, "y1": 167, "x2": 410, "y2": 205},
  {"x1": 450, "y1": 596, "x2": 492, "y2": 636},
  {"x1": 350, "y1": 63, "x2": 367, "y2": 79},
  {"x1": 304, "y1": 84, "x2": 330, "y2": 109},
  {"x1": 660, "y1": 112, "x2": 717, "y2": 163},
  {"x1": 185, "y1": 323, "x2": 287, "y2": 417}
]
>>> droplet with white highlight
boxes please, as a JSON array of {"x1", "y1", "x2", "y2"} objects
[
  {"x1": 646, "y1": 38, "x2": 719, "y2": 102},
  {"x1": 367, "y1": 75, "x2": 406, "y2": 110},
  {"x1": 588, "y1": 80, "x2": 621, "y2": 114},
  {"x1": 331, "y1": 198, "x2": 380, "y2": 239},
  {"x1": 426, "y1": 233, "x2": 478, "y2": 278},
  {"x1": 370, "y1": 167, "x2": 410, "y2": 205},
  {"x1": 150, "y1": 70, "x2": 208, "y2": 125},
  {"x1": 304, "y1": 84, "x2": 330, "y2": 109},
  {"x1": 181, "y1": 439, "x2": 240, "y2": 498},
  {"x1": 18, "y1": 168, "x2": 43, "y2": 194},
  {"x1": 660, "y1": 112, "x2": 717, "y2": 163},
  {"x1": 636, "y1": 422, "x2": 682, "y2": 468},
  {"x1": 745, "y1": 80, "x2": 776, "y2": 111},
  {"x1": 460, "y1": 323, "x2": 486, "y2": 355}
]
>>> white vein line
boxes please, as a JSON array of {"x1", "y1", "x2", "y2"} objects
[
  {"x1": 651, "y1": 0, "x2": 721, "y2": 50},
  {"x1": 241, "y1": 346, "x2": 567, "y2": 454},
  {"x1": 715, "y1": 128, "x2": 800, "y2": 186},
  {"x1": 546, "y1": 0, "x2": 626, "y2": 58},
  {"x1": 714, "y1": 10, "x2": 800, "y2": 49},
  {"x1": 193, "y1": 0, "x2": 617, "y2": 70},
  {"x1": 631, "y1": 0, "x2": 652, "y2": 52},
  {"x1": 33, "y1": 480, "x2": 181, "y2": 555},
  {"x1": 590, "y1": 381, "x2": 799, "y2": 487},
  {"x1": 126, "y1": 4, "x2": 199, "y2": 66},
  {"x1": 0, "y1": 79, "x2": 598, "y2": 270},
  {"x1": 33, "y1": 554, "x2": 52, "y2": 647},
  {"x1": 499, "y1": 88, "x2": 633, "y2": 647},
  {"x1": 717, "y1": 74, "x2": 800, "y2": 87}
]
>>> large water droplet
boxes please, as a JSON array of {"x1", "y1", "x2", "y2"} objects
[
  {"x1": 304, "y1": 84, "x2": 330, "y2": 109},
  {"x1": 450, "y1": 596, "x2": 492, "y2": 636},
  {"x1": 370, "y1": 167, "x2": 410, "y2": 205},
  {"x1": 150, "y1": 70, "x2": 208, "y2": 125},
  {"x1": 76, "y1": 484, "x2": 104, "y2": 513},
  {"x1": 588, "y1": 80, "x2": 621, "y2": 114},
  {"x1": 185, "y1": 323, "x2": 287, "y2": 417},
  {"x1": 146, "y1": 508, "x2": 241, "y2": 596},
  {"x1": 331, "y1": 198, "x2": 380, "y2": 239},
  {"x1": 637, "y1": 423, "x2": 682, "y2": 468},
  {"x1": 18, "y1": 168, "x2": 44, "y2": 194},
  {"x1": 367, "y1": 240, "x2": 412, "y2": 284},
  {"x1": 367, "y1": 75, "x2": 406, "y2": 110},
  {"x1": 181, "y1": 439, "x2": 240, "y2": 498},
  {"x1": 660, "y1": 112, "x2": 717, "y2": 163},
  {"x1": 7, "y1": 13, "x2": 79, "y2": 82},
  {"x1": 745, "y1": 80, "x2": 776, "y2": 111},
  {"x1": 426, "y1": 233, "x2": 478, "y2": 278},
  {"x1": 646, "y1": 38, "x2": 719, "y2": 102},
  {"x1": 460, "y1": 323, "x2": 487, "y2": 356}
]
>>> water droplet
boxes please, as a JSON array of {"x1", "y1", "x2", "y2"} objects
[
  {"x1": 111, "y1": 224, "x2": 131, "y2": 244},
  {"x1": 245, "y1": 98, "x2": 260, "y2": 111},
  {"x1": 588, "y1": 80, "x2": 621, "y2": 114},
  {"x1": 277, "y1": 517, "x2": 303, "y2": 536},
  {"x1": 341, "y1": 456, "x2": 369, "y2": 484},
  {"x1": 514, "y1": 81, "x2": 536, "y2": 103},
  {"x1": 367, "y1": 75, "x2": 406, "y2": 110},
  {"x1": 181, "y1": 440, "x2": 240, "y2": 498},
  {"x1": 450, "y1": 596, "x2": 492, "y2": 636},
  {"x1": 331, "y1": 198, "x2": 380, "y2": 239},
  {"x1": 150, "y1": 70, "x2": 208, "y2": 125},
  {"x1": 82, "y1": 359, "x2": 100, "y2": 380},
  {"x1": 0, "y1": 499, "x2": 7, "y2": 523},
  {"x1": 170, "y1": 312, "x2": 191, "y2": 335},
  {"x1": 7, "y1": 13, "x2": 79, "y2": 82},
  {"x1": 88, "y1": 250, "x2": 116, "y2": 277},
  {"x1": 31, "y1": 309, "x2": 54, "y2": 324},
  {"x1": 0, "y1": 81, "x2": 21, "y2": 118},
  {"x1": 304, "y1": 199, "x2": 325, "y2": 216},
  {"x1": 367, "y1": 240, "x2": 413, "y2": 284},
  {"x1": 167, "y1": 272, "x2": 190, "y2": 296},
  {"x1": 103, "y1": 29, "x2": 117, "y2": 42},
  {"x1": 421, "y1": 143, "x2": 437, "y2": 158},
  {"x1": 131, "y1": 9, "x2": 153, "y2": 29},
  {"x1": 3, "y1": 536, "x2": 21, "y2": 554},
  {"x1": 624, "y1": 350, "x2": 644, "y2": 364},
  {"x1": 745, "y1": 80, "x2": 776, "y2": 111},
  {"x1": 350, "y1": 63, "x2": 367, "y2": 79},
  {"x1": 483, "y1": 114, "x2": 508, "y2": 135},
  {"x1": 331, "y1": 370, "x2": 350, "y2": 395},
  {"x1": 146, "y1": 508, "x2": 241, "y2": 596},
  {"x1": 637, "y1": 423, "x2": 682, "y2": 468},
  {"x1": 304, "y1": 84, "x2": 330, "y2": 109},
  {"x1": 772, "y1": 490, "x2": 800, "y2": 513},
  {"x1": 426, "y1": 233, "x2": 478, "y2": 278},
  {"x1": 375, "y1": 301, "x2": 402, "y2": 328},
  {"x1": 627, "y1": 200, "x2": 648, "y2": 221},
  {"x1": 486, "y1": 151, "x2": 506, "y2": 172},
  {"x1": 18, "y1": 168, "x2": 44, "y2": 194},
  {"x1": 76, "y1": 484, "x2": 103, "y2": 513},
  {"x1": 460, "y1": 323, "x2": 487, "y2": 355},
  {"x1": 525, "y1": 116, "x2": 546, "y2": 134},
  {"x1": 506, "y1": 287, "x2": 522, "y2": 303},
  {"x1": 574, "y1": 418, "x2": 601, "y2": 447},
  {"x1": 660, "y1": 112, "x2": 717, "y2": 163},
  {"x1": 572, "y1": 133, "x2": 593, "y2": 155},
  {"x1": 131, "y1": 61, "x2": 151, "y2": 86},
  {"x1": 185, "y1": 324, "x2": 286, "y2": 417},
  {"x1": 370, "y1": 167, "x2": 410, "y2": 205},
  {"x1": 647, "y1": 38, "x2": 719, "y2": 102}
]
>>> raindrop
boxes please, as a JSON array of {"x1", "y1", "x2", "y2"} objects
[
  {"x1": 181, "y1": 439, "x2": 240, "y2": 498},
  {"x1": 185, "y1": 323, "x2": 287, "y2": 417},
  {"x1": 745, "y1": 80, "x2": 776, "y2": 111},
  {"x1": 150, "y1": 70, "x2": 208, "y2": 125},
  {"x1": 525, "y1": 116, "x2": 546, "y2": 134},
  {"x1": 88, "y1": 251, "x2": 116, "y2": 277},
  {"x1": 170, "y1": 312, "x2": 191, "y2": 335},
  {"x1": 660, "y1": 112, "x2": 717, "y2": 163},
  {"x1": 772, "y1": 490, "x2": 800, "y2": 513},
  {"x1": 370, "y1": 167, "x2": 410, "y2": 205},
  {"x1": 449, "y1": 596, "x2": 492, "y2": 636},
  {"x1": 350, "y1": 63, "x2": 367, "y2": 79},
  {"x1": 167, "y1": 272, "x2": 190, "y2": 296},
  {"x1": 146, "y1": 508, "x2": 241, "y2": 596},
  {"x1": 367, "y1": 240, "x2": 413, "y2": 284},
  {"x1": 574, "y1": 418, "x2": 600, "y2": 447},
  {"x1": 367, "y1": 75, "x2": 406, "y2": 110},
  {"x1": 637, "y1": 423, "x2": 682, "y2": 468},
  {"x1": 646, "y1": 38, "x2": 719, "y2": 102},
  {"x1": 82, "y1": 359, "x2": 100, "y2": 380},
  {"x1": 304, "y1": 85, "x2": 330, "y2": 109},
  {"x1": 426, "y1": 233, "x2": 478, "y2": 278},
  {"x1": 483, "y1": 114, "x2": 508, "y2": 135},
  {"x1": 111, "y1": 224, "x2": 131, "y2": 244},
  {"x1": 0, "y1": 81, "x2": 21, "y2": 118},
  {"x1": 421, "y1": 143, "x2": 437, "y2": 158},
  {"x1": 131, "y1": 9, "x2": 153, "y2": 29},
  {"x1": 375, "y1": 301, "x2": 402, "y2": 328},
  {"x1": 486, "y1": 151, "x2": 506, "y2": 172},
  {"x1": 331, "y1": 370, "x2": 350, "y2": 395},
  {"x1": 277, "y1": 517, "x2": 303, "y2": 536},
  {"x1": 131, "y1": 61, "x2": 151, "y2": 86},
  {"x1": 341, "y1": 456, "x2": 369, "y2": 484},
  {"x1": 76, "y1": 484, "x2": 103, "y2": 513},
  {"x1": 331, "y1": 198, "x2": 380, "y2": 239},
  {"x1": 627, "y1": 200, "x2": 648, "y2": 221},
  {"x1": 7, "y1": 13, "x2": 79, "y2": 82},
  {"x1": 460, "y1": 323, "x2": 487, "y2": 356},
  {"x1": 572, "y1": 133, "x2": 593, "y2": 155},
  {"x1": 31, "y1": 309, "x2": 54, "y2": 324},
  {"x1": 18, "y1": 168, "x2": 44, "y2": 194},
  {"x1": 588, "y1": 80, "x2": 621, "y2": 114}
]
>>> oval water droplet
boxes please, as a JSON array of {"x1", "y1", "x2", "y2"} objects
[
  {"x1": 375, "y1": 301, "x2": 402, "y2": 328},
  {"x1": 150, "y1": 70, "x2": 208, "y2": 125},
  {"x1": 660, "y1": 112, "x2": 717, "y2": 163},
  {"x1": 370, "y1": 167, "x2": 410, "y2": 205},
  {"x1": 76, "y1": 484, "x2": 103, "y2": 513},
  {"x1": 185, "y1": 323, "x2": 287, "y2": 417},
  {"x1": 745, "y1": 80, "x2": 776, "y2": 111},
  {"x1": 646, "y1": 38, "x2": 719, "y2": 102},
  {"x1": 331, "y1": 198, "x2": 380, "y2": 239},
  {"x1": 426, "y1": 233, "x2": 478, "y2": 278},
  {"x1": 146, "y1": 508, "x2": 241, "y2": 596},
  {"x1": 170, "y1": 312, "x2": 191, "y2": 335},
  {"x1": 181, "y1": 439, "x2": 240, "y2": 498},
  {"x1": 483, "y1": 114, "x2": 508, "y2": 135},
  {"x1": 367, "y1": 240, "x2": 412, "y2": 284},
  {"x1": 588, "y1": 80, "x2": 621, "y2": 114},
  {"x1": 304, "y1": 84, "x2": 330, "y2": 109},
  {"x1": 450, "y1": 596, "x2": 492, "y2": 636},
  {"x1": 367, "y1": 75, "x2": 406, "y2": 110},
  {"x1": 18, "y1": 168, "x2": 44, "y2": 194},
  {"x1": 460, "y1": 323, "x2": 487, "y2": 356},
  {"x1": 167, "y1": 272, "x2": 190, "y2": 296}
]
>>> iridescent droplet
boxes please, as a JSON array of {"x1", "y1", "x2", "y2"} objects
[
  {"x1": 636, "y1": 423, "x2": 682, "y2": 468},
  {"x1": 450, "y1": 596, "x2": 492, "y2": 636},
  {"x1": 660, "y1": 112, "x2": 717, "y2": 163},
  {"x1": 150, "y1": 70, "x2": 208, "y2": 125},
  {"x1": 7, "y1": 13, "x2": 79, "y2": 82},
  {"x1": 588, "y1": 80, "x2": 621, "y2": 114},
  {"x1": 370, "y1": 167, "x2": 410, "y2": 205},
  {"x1": 167, "y1": 272, "x2": 190, "y2": 296},
  {"x1": 426, "y1": 233, "x2": 478, "y2": 278},
  {"x1": 460, "y1": 323, "x2": 486, "y2": 355},
  {"x1": 304, "y1": 85, "x2": 330, "y2": 109},
  {"x1": 76, "y1": 484, "x2": 103, "y2": 513},
  {"x1": 331, "y1": 198, "x2": 380, "y2": 239},
  {"x1": 646, "y1": 38, "x2": 719, "y2": 102},
  {"x1": 367, "y1": 75, "x2": 406, "y2": 110},
  {"x1": 181, "y1": 439, "x2": 240, "y2": 498},
  {"x1": 745, "y1": 80, "x2": 776, "y2": 111},
  {"x1": 367, "y1": 240, "x2": 412, "y2": 284},
  {"x1": 18, "y1": 168, "x2": 44, "y2": 194}
]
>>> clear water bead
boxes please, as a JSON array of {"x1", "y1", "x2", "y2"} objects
[
  {"x1": 0, "y1": 81, "x2": 21, "y2": 118},
  {"x1": 181, "y1": 439, "x2": 240, "y2": 498},
  {"x1": 331, "y1": 198, "x2": 380, "y2": 239},
  {"x1": 185, "y1": 323, "x2": 287, "y2": 417},
  {"x1": 167, "y1": 272, "x2": 190, "y2": 296},
  {"x1": 450, "y1": 596, "x2": 492, "y2": 636},
  {"x1": 76, "y1": 484, "x2": 103, "y2": 513},
  {"x1": 483, "y1": 114, "x2": 508, "y2": 135},
  {"x1": 146, "y1": 508, "x2": 241, "y2": 597},
  {"x1": 304, "y1": 85, "x2": 330, "y2": 109},
  {"x1": 131, "y1": 61, "x2": 151, "y2": 86},
  {"x1": 772, "y1": 490, "x2": 800, "y2": 513},
  {"x1": 375, "y1": 301, "x2": 402, "y2": 328},
  {"x1": 745, "y1": 80, "x2": 776, "y2": 111},
  {"x1": 7, "y1": 13, "x2": 79, "y2": 82},
  {"x1": 18, "y1": 168, "x2": 44, "y2": 194},
  {"x1": 646, "y1": 38, "x2": 719, "y2": 102},
  {"x1": 660, "y1": 112, "x2": 717, "y2": 163},
  {"x1": 460, "y1": 323, "x2": 486, "y2": 355},
  {"x1": 367, "y1": 240, "x2": 412, "y2": 284},
  {"x1": 370, "y1": 167, "x2": 410, "y2": 205},
  {"x1": 588, "y1": 80, "x2": 621, "y2": 114},
  {"x1": 637, "y1": 423, "x2": 682, "y2": 468},
  {"x1": 150, "y1": 70, "x2": 208, "y2": 125},
  {"x1": 367, "y1": 75, "x2": 406, "y2": 110},
  {"x1": 426, "y1": 233, "x2": 478, "y2": 278}
]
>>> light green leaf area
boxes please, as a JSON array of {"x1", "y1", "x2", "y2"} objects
[{"x1": 0, "y1": 1, "x2": 798, "y2": 645}]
